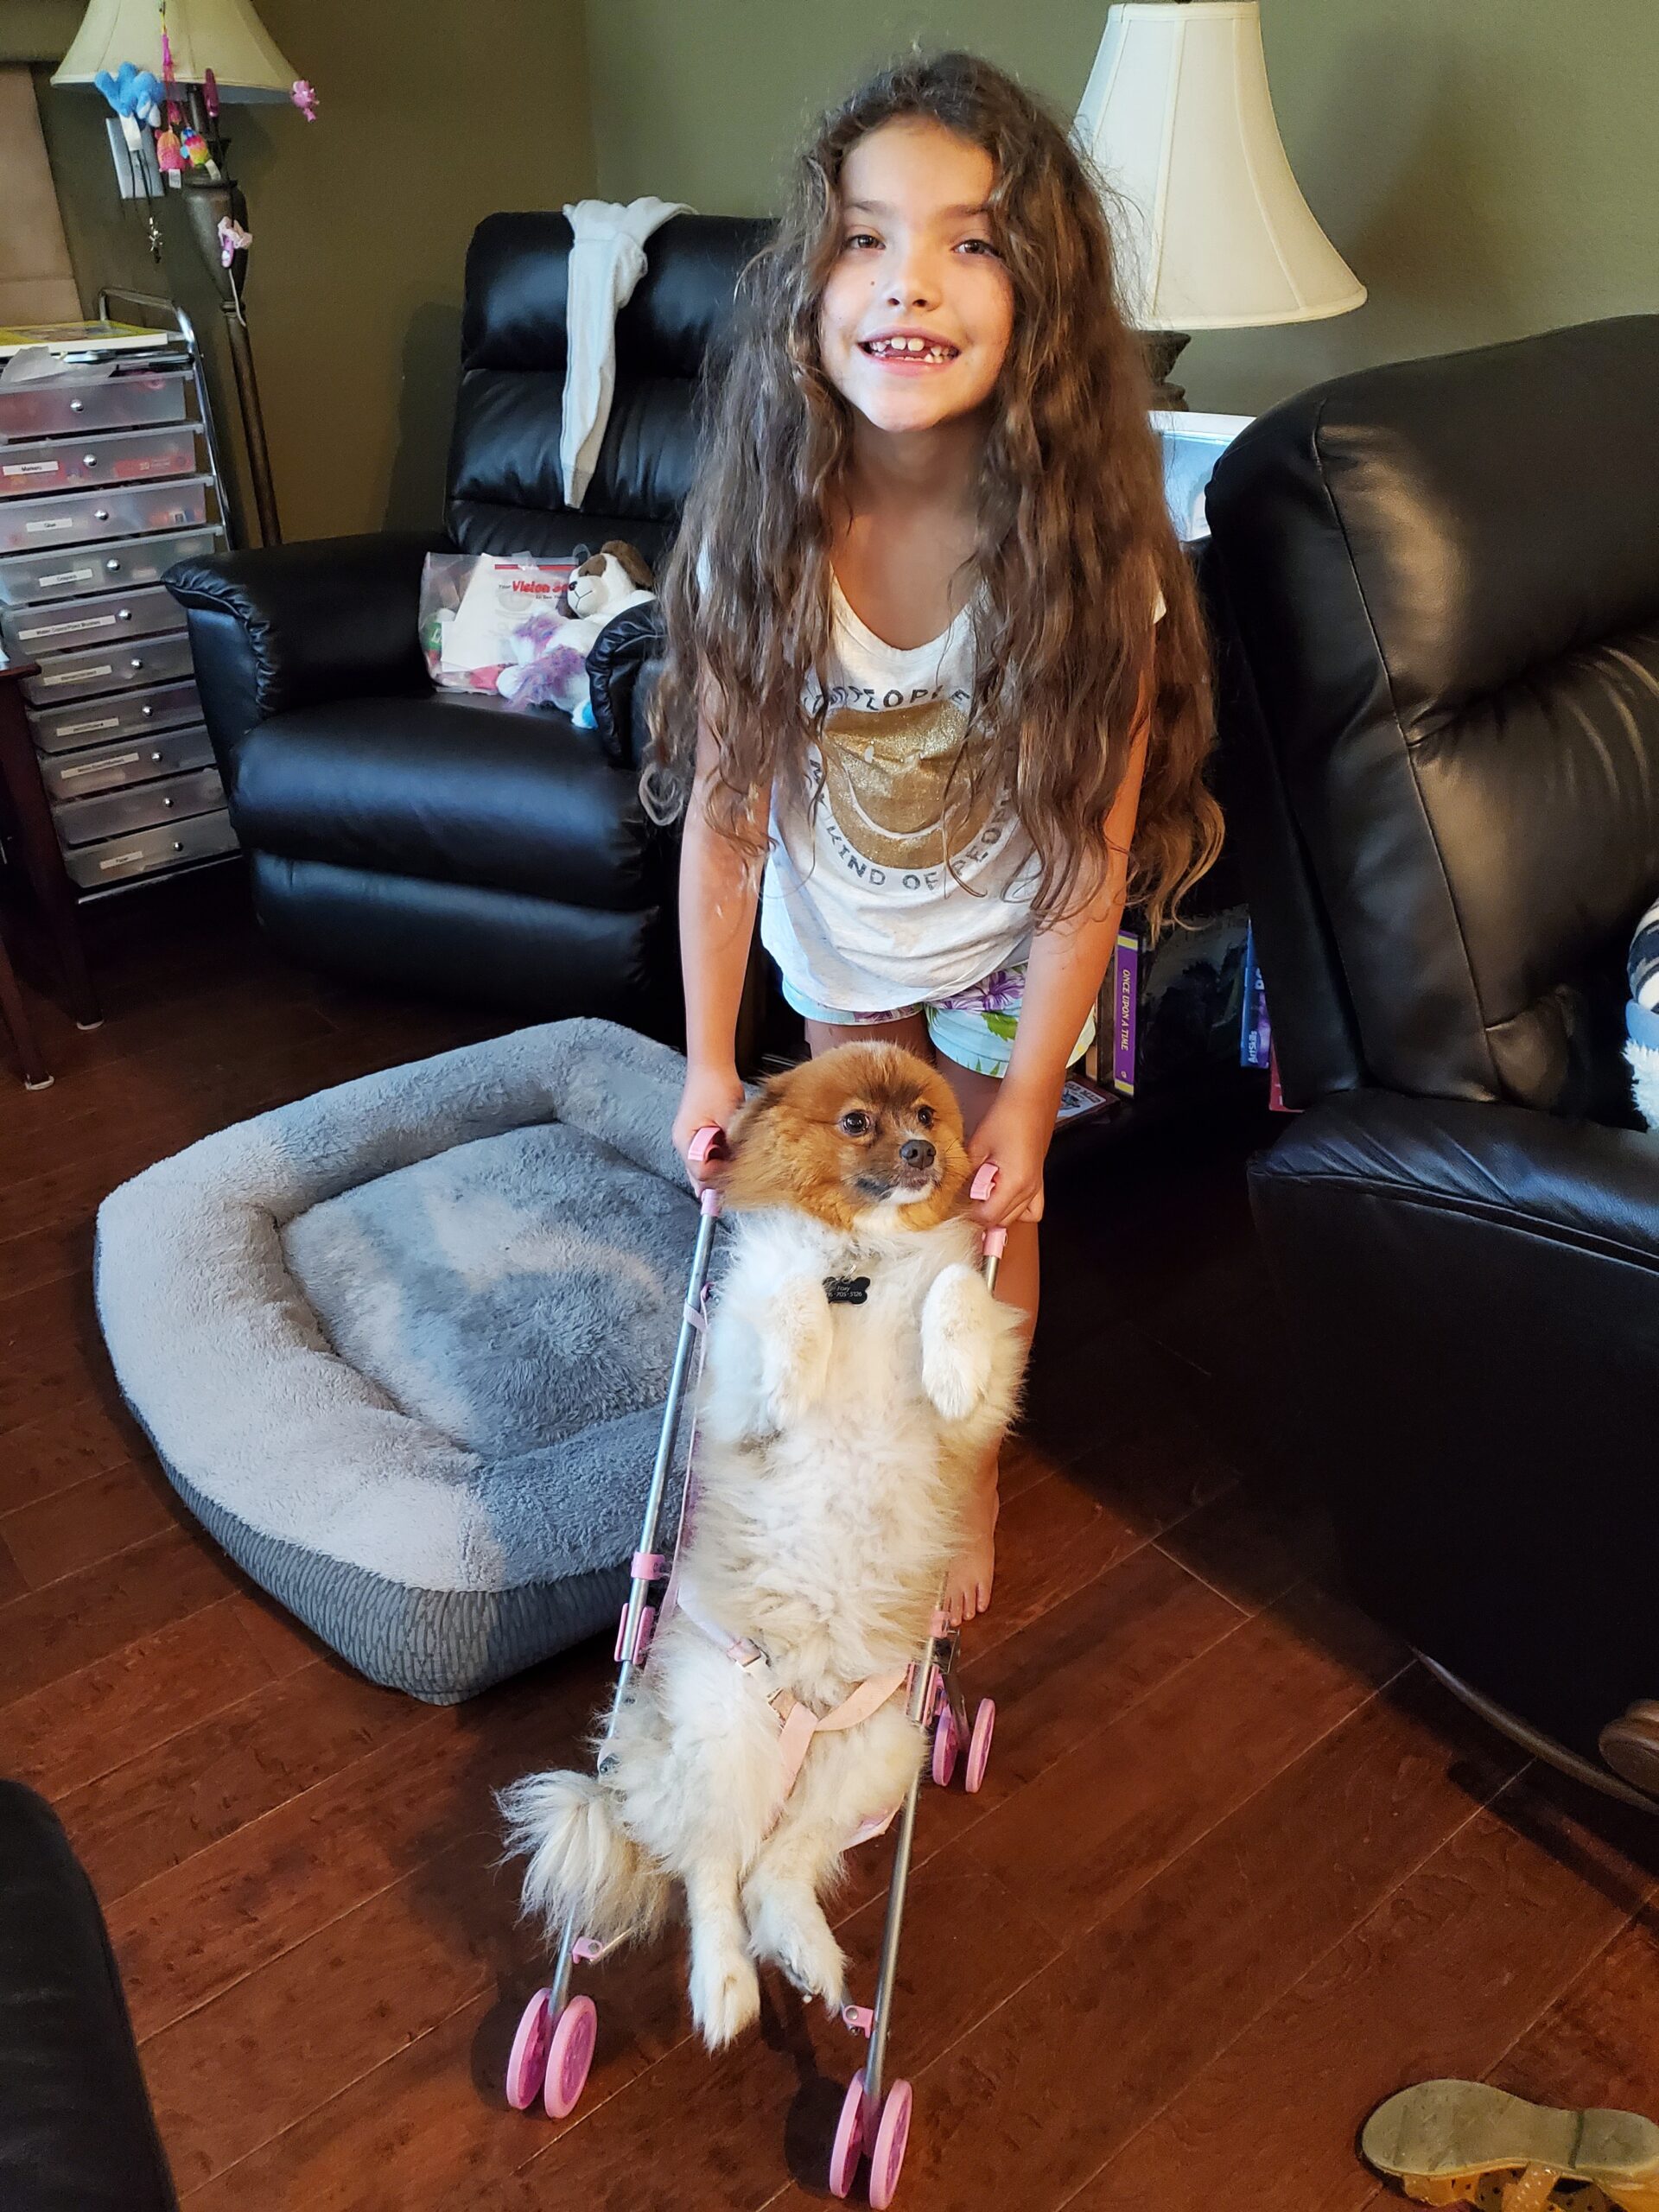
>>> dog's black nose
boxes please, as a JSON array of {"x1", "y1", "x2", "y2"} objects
[{"x1": 899, "y1": 1138, "x2": 935, "y2": 1170}]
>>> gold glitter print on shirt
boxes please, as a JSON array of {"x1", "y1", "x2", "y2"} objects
[{"x1": 819, "y1": 700, "x2": 994, "y2": 870}]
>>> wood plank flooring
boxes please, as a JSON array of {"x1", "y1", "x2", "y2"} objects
[{"x1": 2, "y1": 866, "x2": 1655, "y2": 2209}]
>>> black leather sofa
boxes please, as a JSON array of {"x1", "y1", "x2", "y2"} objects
[
  {"x1": 1206, "y1": 315, "x2": 1659, "y2": 1802},
  {"x1": 0, "y1": 1781, "x2": 177, "y2": 2209},
  {"x1": 168, "y1": 213, "x2": 768, "y2": 1025}
]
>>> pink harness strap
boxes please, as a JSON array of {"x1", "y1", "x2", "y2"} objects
[
  {"x1": 679, "y1": 1597, "x2": 907, "y2": 1834},
  {"x1": 769, "y1": 1669, "x2": 909, "y2": 1808}
]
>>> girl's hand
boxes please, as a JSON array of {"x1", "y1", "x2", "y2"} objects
[
  {"x1": 673, "y1": 1062, "x2": 747, "y2": 1185},
  {"x1": 967, "y1": 1081, "x2": 1056, "y2": 1228}
]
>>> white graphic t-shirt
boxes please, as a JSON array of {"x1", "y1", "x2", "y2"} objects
[{"x1": 760, "y1": 575, "x2": 1163, "y2": 1013}]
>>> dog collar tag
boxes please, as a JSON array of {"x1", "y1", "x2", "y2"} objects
[{"x1": 823, "y1": 1274, "x2": 871, "y2": 1306}]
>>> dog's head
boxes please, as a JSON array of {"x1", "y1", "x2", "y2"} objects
[{"x1": 715, "y1": 1043, "x2": 969, "y2": 1232}]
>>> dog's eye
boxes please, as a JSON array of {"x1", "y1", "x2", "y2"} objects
[
  {"x1": 915, "y1": 1103, "x2": 936, "y2": 1129},
  {"x1": 840, "y1": 1110, "x2": 871, "y2": 1137}
]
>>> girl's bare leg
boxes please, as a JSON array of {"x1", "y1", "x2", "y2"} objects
[{"x1": 804, "y1": 1014, "x2": 934, "y2": 1060}]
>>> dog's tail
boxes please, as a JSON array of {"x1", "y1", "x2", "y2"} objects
[{"x1": 498, "y1": 1769, "x2": 671, "y2": 1947}]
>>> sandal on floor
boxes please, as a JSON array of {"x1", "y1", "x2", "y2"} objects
[{"x1": 1363, "y1": 2082, "x2": 1659, "y2": 2210}]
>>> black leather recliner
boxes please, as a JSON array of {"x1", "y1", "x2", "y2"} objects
[
  {"x1": 168, "y1": 213, "x2": 768, "y2": 1025},
  {"x1": 1205, "y1": 315, "x2": 1659, "y2": 1802},
  {"x1": 0, "y1": 1781, "x2": 177, "y2": 2209}
]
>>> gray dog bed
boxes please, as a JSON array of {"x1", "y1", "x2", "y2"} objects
[{"x1": 95, "y1": 1020, "x2": 705, "y2": 1702}]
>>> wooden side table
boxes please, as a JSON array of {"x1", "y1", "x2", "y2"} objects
[{"x1": 0, "y1": 662, "x2": 100, "y2": 1030}]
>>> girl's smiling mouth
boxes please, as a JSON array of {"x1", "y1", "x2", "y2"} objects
[{"x1": 859, "y1": 327, "x2": 961, "y2": 368}]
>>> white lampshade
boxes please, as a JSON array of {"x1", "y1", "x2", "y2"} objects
[
  {"x1": 53, "y1": 0, "x2": 297, "y2": 101},
  {"x1": 1074, "y1": 2, "x2": 1364, "y2": 330}
]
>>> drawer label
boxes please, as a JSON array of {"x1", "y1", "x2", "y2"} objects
[
  {"x1": 39, "y1": 565, "x2": 97, "y2": 585},
  {"x1": 3, "y1": 461, "x2": 58, "y2": 478},
  {"x1": 23, "y1": 614, "x2": 114, "y2": 640},
  {"x1": 39, "y1": 662, "x2": 113, "y2": 686},
  {"x1": 54, "y1": 715, "x2": 121, "y2": 737},
  {"x1": 25, "y1": 516, "x2": 74, "y2": 534},
  {"x1": 60, "y1": 752, "x2": 142, "y2": 780},
  {"x1": 99, "y1": 849, "x2": 148, "y2": 871}
]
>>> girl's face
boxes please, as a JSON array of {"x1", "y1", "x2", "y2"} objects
[{"x1": 818, "y1": 118, "x2": 1014, "y2": 440}]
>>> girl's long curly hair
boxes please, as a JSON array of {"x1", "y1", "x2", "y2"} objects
[{"x1": 643, "y1": 49, "x2": 1222, "y2": 935}]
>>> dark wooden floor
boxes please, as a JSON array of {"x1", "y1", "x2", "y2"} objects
[{"x1": 2, "y1": 868, "x2": 1656, "y2": 2211}]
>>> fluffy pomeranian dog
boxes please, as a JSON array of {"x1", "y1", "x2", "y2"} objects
[{"x1": 500, "y1": 1042, "x2": 1027, "y2": 2049}]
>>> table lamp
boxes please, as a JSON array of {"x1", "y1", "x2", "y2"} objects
[
  {"x1": 53, "y1": 0, "x2": 317, "y2": 543},
  {"x1": 1074, "y1": 1, "x2": 1364, "y2": 406}
]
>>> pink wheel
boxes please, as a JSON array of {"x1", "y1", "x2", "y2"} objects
[
  {"x1": 963, "y1": 1699, "x2": 995, "y2": 1794},
  {"x1": 868, "y1": 2078, "x2": 913, "y2": 2209},
  {"x1": 828, "y1": 2069, "x2": 869, "y2": 2198},
  {"x1": 543, "y1": 1993, "x2": 598, "y2": 2120},
  {"x1": 931, "y1": 1709, "x2": 959, "y2": 1788},
  {"x1": 505, "y1": 1987, "x2": 552, "y2": 2110}
]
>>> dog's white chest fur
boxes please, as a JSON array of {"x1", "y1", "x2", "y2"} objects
[{"x1": 686, "y1": 1207, "x2": 1021, "y2": 1705}]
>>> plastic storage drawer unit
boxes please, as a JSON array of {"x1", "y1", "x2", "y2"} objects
[{"x1": 0, "y1": 324, "x2": 235, "y2": 930}]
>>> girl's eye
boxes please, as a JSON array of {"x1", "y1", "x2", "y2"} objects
[
  {"x1": 840, "y1": 1110, "x2": 872, "y2": 1137},
  {"x1": 957, "y1": 237, "x2": 1000, "y2": 258},
  {"x1": 915, "y1": 1104, "x2": 936, "y2": 1128},
  {"x1": 843, "y1": 232, "x2": 880, "y2": 252}
]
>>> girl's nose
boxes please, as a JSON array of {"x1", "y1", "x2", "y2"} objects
[{"x1": 884, "y1": 257, "x2": 939, "y2": 312}]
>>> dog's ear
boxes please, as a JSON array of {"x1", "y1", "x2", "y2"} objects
[
  {"x1": 713, "y1": 1077, "x2": 812, "y2": 1213},
  {"x1": 701, "y1": 1081, "x2": 767, "y2": 1190}
]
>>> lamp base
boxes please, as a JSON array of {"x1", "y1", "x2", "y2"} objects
[{"x1": 1138, "y1": 330, "x2": 1191, "y2": 411}]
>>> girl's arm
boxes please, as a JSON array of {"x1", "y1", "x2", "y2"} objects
[
  {"x1": 971, "y1": 678, "x2": 1154, "y2": 1224},
  {"x1": 672, "y1": 702, "x2": 765, "y2": 1175}
]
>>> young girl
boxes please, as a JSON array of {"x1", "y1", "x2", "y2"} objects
[{"x1": 645, "y1": 51, "x2": 1221, "y2": 1629}]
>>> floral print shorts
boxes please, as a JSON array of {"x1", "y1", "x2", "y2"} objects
[{"x1": 778, "y1": 962, "x2": 1096, "y2": 1079}]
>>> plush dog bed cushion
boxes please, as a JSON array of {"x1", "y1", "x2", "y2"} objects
[{"x1": 95, "y1": 1020, "x2": 700, "y2": 1702}]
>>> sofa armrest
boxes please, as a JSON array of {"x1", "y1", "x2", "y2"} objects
[
  {"x1": 1249, "y1": 1088, "x2": 1659, "y2": 1750},
  {"x1": 1251, "y1": 1087, "x2": 1659, "y2": 1269},
  {"x1": 165, "y1": 531, "x2": 446, "y2": 768},
  {"x1": 585, "y1": 601, "x2": 665, "y2": 769}
]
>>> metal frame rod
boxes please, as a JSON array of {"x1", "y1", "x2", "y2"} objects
[
  {"x1": 604, "y1": 1193, "x2": 719, "y2": 1735},
  {"x1": 864, "y1": 1630, "x2": 941, "y2": 2107},
  {"x1": 552, "y1": 1191, "x2": 720, "y2": 2011}
]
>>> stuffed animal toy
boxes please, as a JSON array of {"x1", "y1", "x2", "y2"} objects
[
  {"x1": 94, "y1": 62, "x2": 164, "y2": 130},
  {"x1": 497, "y1": 540, "x2": 655, "y2": 721},
  {"x1": 1628, "y1": 893, "x2": 1659, "y2": 1128}
]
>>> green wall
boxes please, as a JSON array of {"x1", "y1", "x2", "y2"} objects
[
  {"x1": 35, "y1": 0, "x2": 595, "y2": 542},
  {"x1": 583, "y1": 0, "x2": 1659, "y2": 418}
]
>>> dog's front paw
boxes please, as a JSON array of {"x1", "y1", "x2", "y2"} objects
[
  {"x1": 689, "y1": 1937, "x2": 761, "y2": 2049},
  {"x1": 920, "y1": 1262, "x2": 999, "y2": 1421},
  {"x1": 747, "y1": 1882, "x2": 845, "y2": 2011},
  {"x1": 758, "y1": 1275, "x2": 835, "y2": 1425}
]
